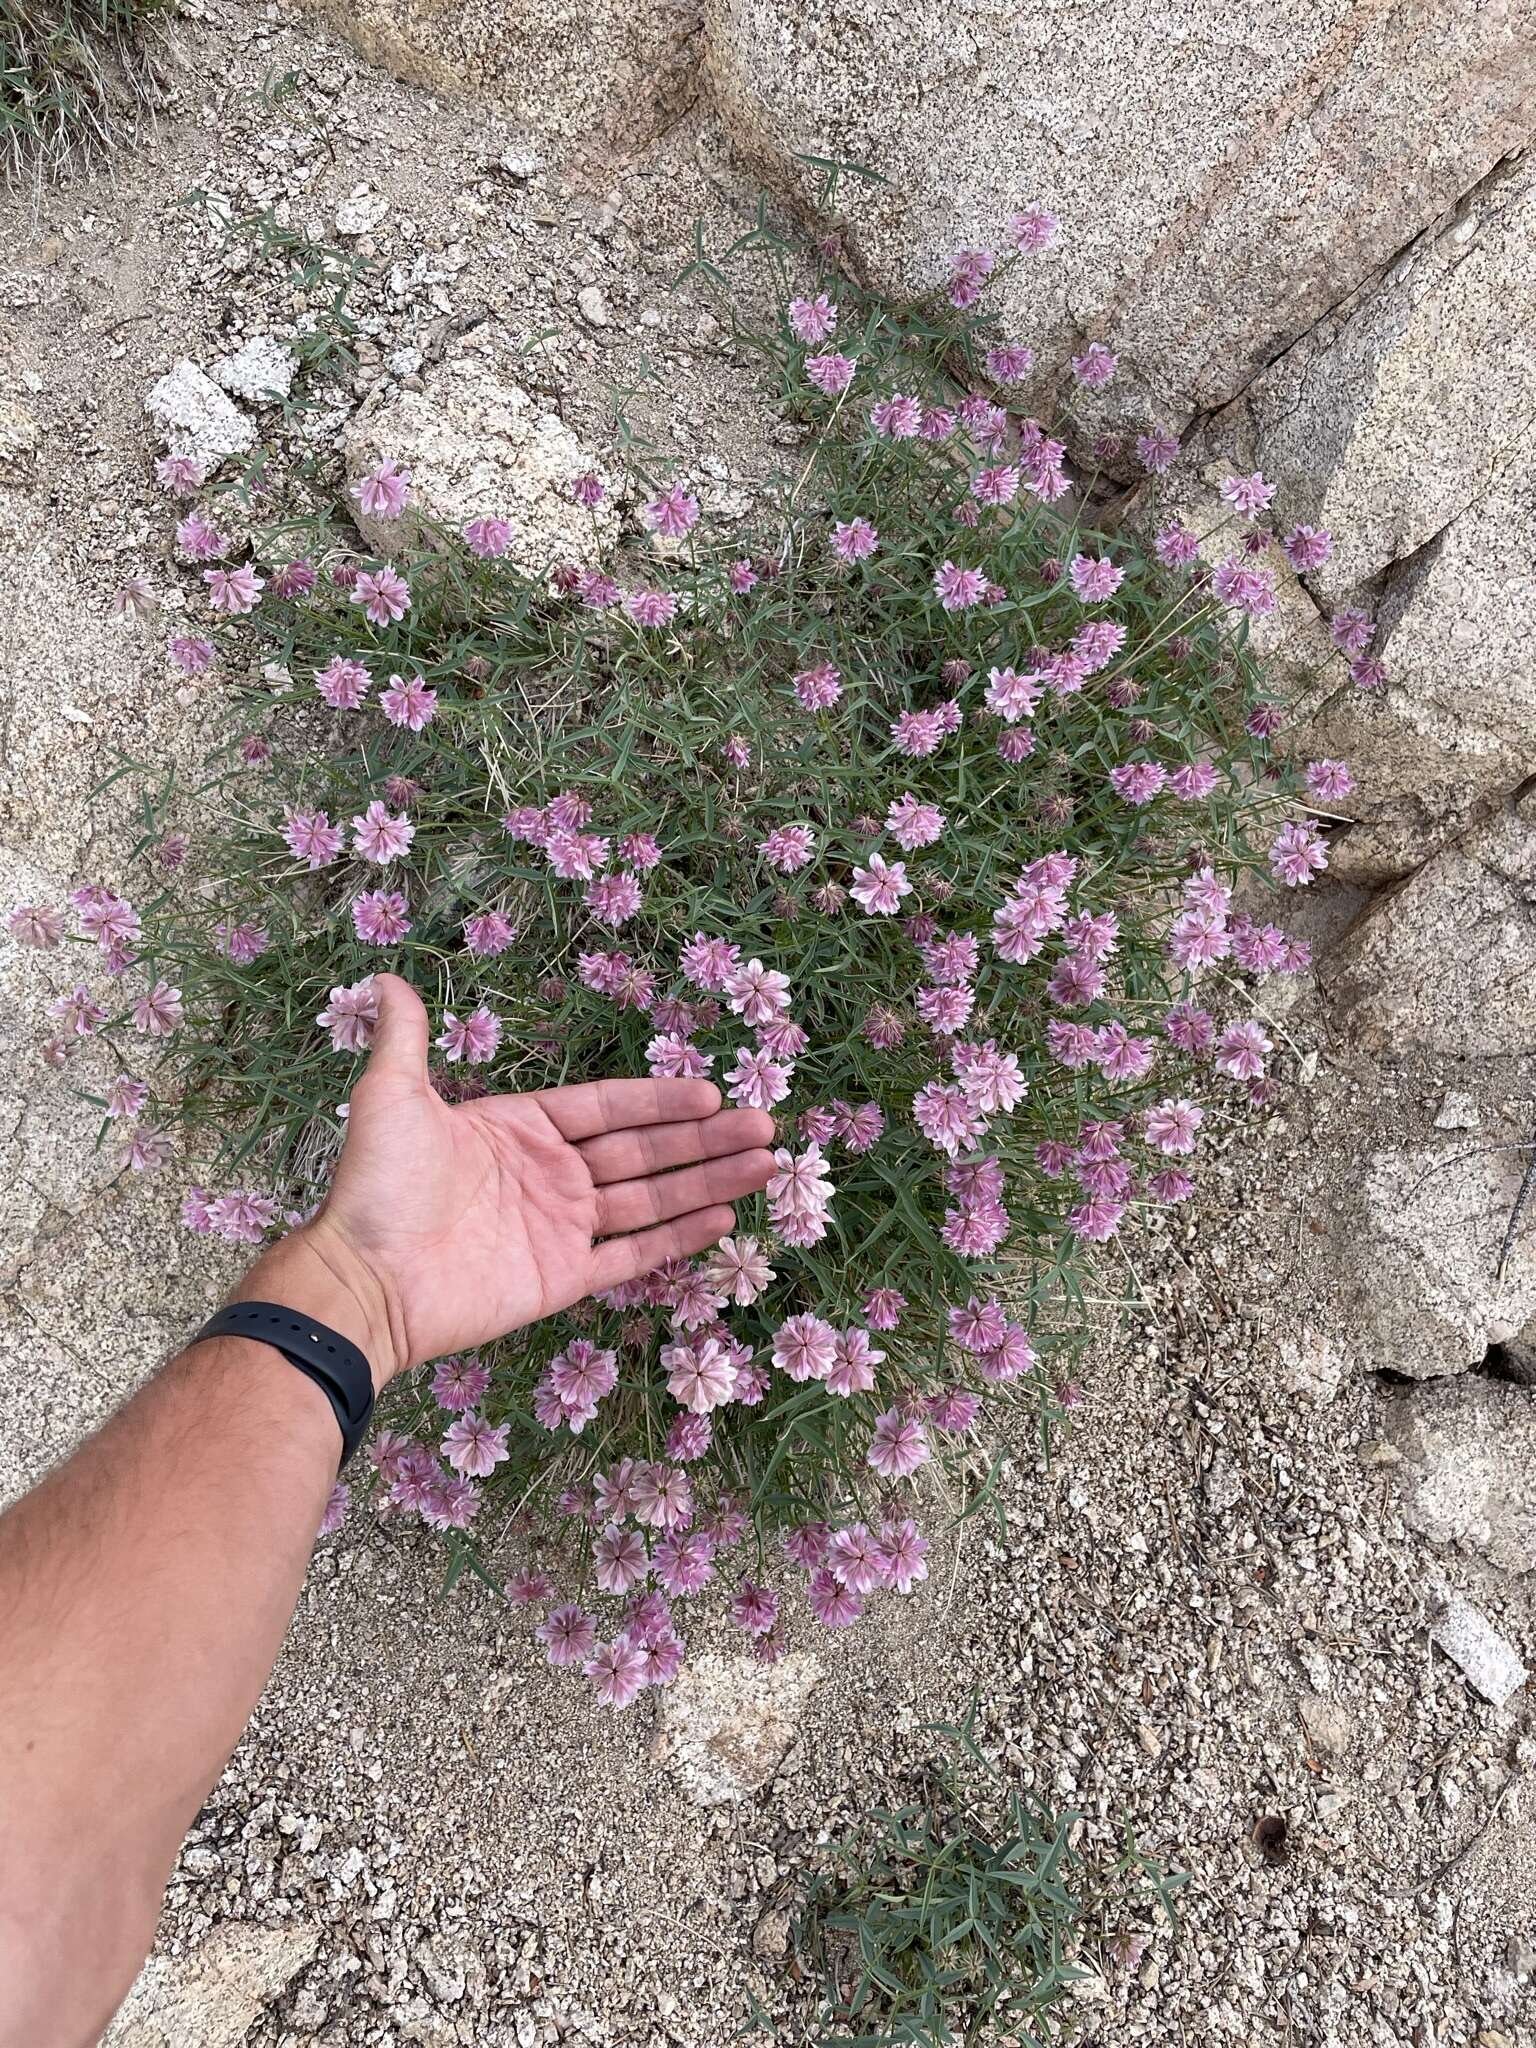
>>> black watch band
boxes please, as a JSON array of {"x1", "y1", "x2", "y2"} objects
[{"x1": 195, "y1": 1301, "x2": 376, "y2": 1467}]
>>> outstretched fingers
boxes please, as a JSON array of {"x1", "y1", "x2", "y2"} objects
[
  {"x1": 594, "y1": 1148, "x2": 775, "y2": 1238},
  {"x1": 587, "y1": 1204, "x2": 740, "y2": 1295},
  {"x1": 537, "y1": 1075, "x2": 722, "y2": 1144},
  {"x1": 578, "y1": 1107, "x2": 775, "y2": 1186}
]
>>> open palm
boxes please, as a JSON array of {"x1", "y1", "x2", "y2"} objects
[{"x1": 309, "y1": 975, "x2": 775, "y2": 1375}]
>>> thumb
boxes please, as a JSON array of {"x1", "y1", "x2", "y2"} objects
[{"x1": 364, "y1": 972, "x2": 430, "y2": 1088}]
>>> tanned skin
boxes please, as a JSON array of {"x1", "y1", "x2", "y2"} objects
[{"x1": 0, "y1": 974, "x2": 775, "y2": 2047}]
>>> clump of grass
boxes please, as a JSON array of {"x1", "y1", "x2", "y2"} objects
[
  {"x1": 775, "y1": 1713, "x2": 1182, "y2": 2045},
  {"x1": 1, "y1": 0, "x2": 168, "y2": 181}
]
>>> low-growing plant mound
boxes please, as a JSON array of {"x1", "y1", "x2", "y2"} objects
[
  {"x1": 776, "y1": 1710, "x2": 1183, "y2": 2045},
  {"x1": 13, "y1": 204, "x2": 1371, "y2": 1704}
]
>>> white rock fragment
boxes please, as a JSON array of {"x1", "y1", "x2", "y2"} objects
[
  {"x1": 145, "y1": 359, "x2": 256, "y2": 470},
  {"x1": 211, "y1": 333, "x2": 297, "y2": 405},
  {"x1": 342, "y1": 339, "x2": 618, "y2": 573},
  {"x1": 1203, "y1": 1452, "x2": 1242, "y2": 1512},
  {"x1": 1299, "y1": 1693, "x2": 1354, "y2": 1758},
  {"x1": 0, "y1": 398, "x2": 40, "y2": 481},
  {"x1": 651, "y1": 1650, "x2": 821, "y2": 1805},
  {"x1": 1277, "y1": 1324, "x2": 1349, "y2": 1402},
  {"x1": 1430, "y1": 1584, "x2": 1528, "y2": 1706},
  {"x1": 1434, "y1": 1090, "x2": 1481, "y2": 1132},
  {"x1": 576, "y1": 285, "x2": 608, "y2": 327},
  {"x1": 335, "y1": 186, "x2": 390, "y2": 237}
]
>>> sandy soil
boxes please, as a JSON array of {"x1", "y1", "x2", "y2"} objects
[{"x1": 2, "y1": 4, "x2": 1533, "y2": 2043}]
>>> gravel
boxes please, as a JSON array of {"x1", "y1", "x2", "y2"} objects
[{"x1": 3, "y1": 3, "x2": 1534, "y2": 2041}]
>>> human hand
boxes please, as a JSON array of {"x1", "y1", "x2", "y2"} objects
[{"x1": 241, "y1": 975, "x2": 775, "y2": 1388}]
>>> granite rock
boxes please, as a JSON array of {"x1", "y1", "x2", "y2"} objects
[
  {"x1": 1325, "y1": 811, "x2": 1536, "y2": 1058},
  {"x1": 706, "y1": 0, "x2": 1536, "y2": 422},
  {"x1": 145, "y1": 359, "x2": 256, "y2": 470},
  {"x1": 1321, "y1": 1137, "x2": 1536, "y2": 1381},
  {"x1": 1384, "y1": 1376, "x2": 1536, "y2": 1575},
  {"x1": 342, "y1": 336, "x2": 619, "y2": 573},
  {"x1": 1247, "y1": 156, "x2": 1536, "y2": 605},
  {"x1": 652, "y1": 1650, "x2": 822, "y2": 1805}
]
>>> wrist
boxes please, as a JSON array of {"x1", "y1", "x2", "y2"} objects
[{"x1": 233, "y1": 1223, "x2": 408, "y2": 1395}]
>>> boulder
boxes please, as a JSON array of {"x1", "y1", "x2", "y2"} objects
[
  {"x1": 651, "y1": 1649, "x2": 821, "y2": 1804},
  {"x1": 307, "y1": 0, "x2": 702, "y2": 164},
  {"x1": 1373, "y1": 427, "x2": 1536, "y2": 775},
  {"x1": 305, "y1": 0, "x2": 464, "y2": 93},
  {"x1": 1285, "y1": 418, "x2": 1536, "y2": 883},
  {"x1": 1247, "y1": 156, "x2": 1536, "y2": 605},
  {"x1": 706, "y1": 0, "x2": 1536, "y2": 421},
  {"x1": 1382, "y1": 1376, "x2": 1536, "y2": 1575},
  {"x1": 342, "y1": 337, "x2": 619, "y2": 573},
  {"x1": 1320, "y1": 1139, "x2": 1536, "y2": 1381},
  {"x1": 1180, "y1": 157, "x2": 1536, "y2": 887},
  {"x1": 1154, "y1": 462, "x2": 1347, "y2": 700},
  {"x1": 1325, "y1": 811, "x2": 1536, "y2": 1058}
]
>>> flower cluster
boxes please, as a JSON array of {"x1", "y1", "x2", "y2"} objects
[{"x1": 8, "y1": 206, "x2": 1358, "y2": 1707}]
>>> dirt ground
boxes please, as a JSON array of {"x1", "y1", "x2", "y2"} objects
[{"x1": 2, "y1": 4, "x2": 1533, "y2": 2043}]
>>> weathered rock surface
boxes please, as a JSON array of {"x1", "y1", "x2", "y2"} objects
[
  {"x1": 0, "y1": 513, "x2": 241, "y2": 1501},
  {"x1": 343, "y1": 338, "x2": 619, "y2": 572},
  {"x1": 1152, "y1": 157, "x2": 1536, "y2": 883},
  {"x1": 652, "y1": 1650, "x2": 821, "y2": 1805},
  {"x1": 212, "y1": 332, "x2": 297, "y2": 405},
  {"x1": 1383, "y1": 1377, "x2": 1536, "y2": 1575},
  {"x1": 1160, "y1": 461, "x2": 1348, "y2": 700},
  {"x1": 1320, "y1": 1139, "x2": 1536, "y2": 1382},
  {"x1": 1372, "y1": 424, "x2": 1536, "y2": 768},
  {"x1": 0, "y1": 398, "x2": 40, "y2": 483},
  {"x1": 144, "y1": 359, "x2": 256, "y2": 469},
  {"x1": 104, "y1": 1921, "x2": 319, "y2": 2046},
  {"x1": 706, "y1": 0, "x2": 1536, "y2": 421},
  {"x1": 1325, "y1": 811, "x2": 1536, "y2": 1057},
  {"x1": 1248, "y1": 155, "x2": 1536, "y2": 604},
  {"x1": 309, "y1": 0, "x2": 702, "y2": 165},
  {"x1": 1284, "y1": 417, "x2": 1536, "y2": 881}
]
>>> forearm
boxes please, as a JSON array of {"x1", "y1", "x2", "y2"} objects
[
  {"x1": 0, "y1": 1231, "x2": 390, "y2": 2048},
  {"x1": 0, "y1": 972, "x2": 771, "y2": 2046}
]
